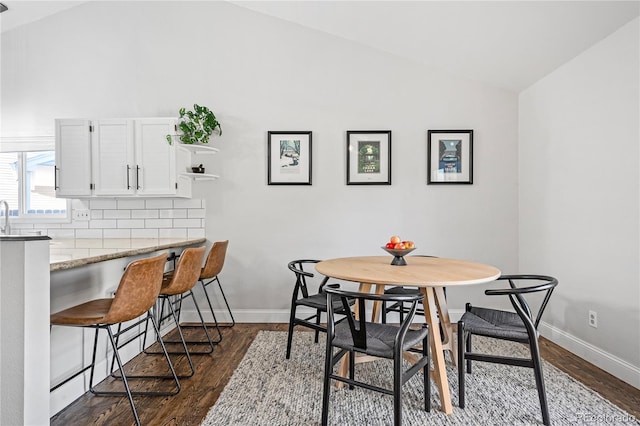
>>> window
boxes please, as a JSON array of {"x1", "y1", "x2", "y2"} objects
[{"x1": 0, "y1": 151, "x2": 69, "y2": 222}]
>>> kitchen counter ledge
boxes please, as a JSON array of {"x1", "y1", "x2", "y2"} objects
[{"x1": 50, "y1": 237, "x2": 206, "y2": 272}]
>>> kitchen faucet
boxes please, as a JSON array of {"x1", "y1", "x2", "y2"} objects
[{"x1": 0, "y1": 200, "x2": 10, "y2": 235}]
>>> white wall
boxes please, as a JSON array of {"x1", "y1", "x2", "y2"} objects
[
  {"x1": 1, "y1": 1, "x2": 519, "y2": 318},
  {"x1": 519, "y1": 18, "x2": 640, "y2": 387}
]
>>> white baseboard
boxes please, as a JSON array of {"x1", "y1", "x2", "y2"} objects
[{"x1": 539, "y1": 322, "x2": 640, "y2": 389}]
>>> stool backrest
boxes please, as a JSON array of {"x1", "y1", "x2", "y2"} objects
[
  {"x1": 200, "y1": 240, "x2": 229, "y2": 279},
  {"x1": 103, "y1": 252, "x2": 168, "y2": 324},
  {"x1": 162, "y1": 246, "x2": 206, "y2": 295}
]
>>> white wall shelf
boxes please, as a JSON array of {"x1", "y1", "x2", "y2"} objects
[
  {"x1": 181, "y1": 172, "x2": 220, "y2": 181},
  {"x1": 178, "y1": 144, "x2": 220, "y2": 155}
]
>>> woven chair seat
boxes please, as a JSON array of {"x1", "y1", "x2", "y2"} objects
[
  {"x1": 385, "y1": 286, "x2": 418, "y2": 295},
  {"x1": 333, "y1": 321, "x2": 428, "y2": 359},
  {"x1": 296, "y1": 293, "x2": 349, "y2": 311},
  {"x1": 460, "y1": 306, "x2": 530, "y2": 342}
]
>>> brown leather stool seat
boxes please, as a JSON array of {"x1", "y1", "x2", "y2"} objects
[{"x1": 50, "y1": 252, "x2": 178, "y2": 426}]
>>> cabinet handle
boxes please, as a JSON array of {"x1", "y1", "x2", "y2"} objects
[
  {"x1": 136, "y1": 165, "x2": 141, "y2": 190},
  {"x1": 54, "y1": 166, "x2": 59, "y2": 190},
  {"x1": 126, "y1": 165, "x2": 131, "y2": 190}
]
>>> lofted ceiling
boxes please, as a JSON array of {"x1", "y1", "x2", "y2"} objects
[
  {"x1": 1, "y1": 1, "x2": 638, "y2": 92},
  {"x1": 0, "y1": 1, "x2": 83, "y2": 33}
]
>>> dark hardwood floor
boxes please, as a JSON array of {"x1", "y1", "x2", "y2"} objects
[{"x1": 51, "y1": 323, "x2": 640, "y2": 425}]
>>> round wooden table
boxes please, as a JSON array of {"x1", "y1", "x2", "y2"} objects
[{"x1": 316, "y1": 255, "x2": 501, "y2": 414}]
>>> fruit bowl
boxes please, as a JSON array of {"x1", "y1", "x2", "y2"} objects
[{"x1": 381, "y1": 246, "x2": 416, "y2": 266}]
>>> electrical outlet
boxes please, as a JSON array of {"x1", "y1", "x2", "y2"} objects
[
  {"x1": 588, "y1": 310, "x2": 598, "y2": 328},
  {"x1": 73, "y1": 209, "x2": 90, "y2": 221}
]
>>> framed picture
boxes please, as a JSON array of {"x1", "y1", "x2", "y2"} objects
[
  {"x1": 346, "y1": 130, "x2": 391, "y2": 185},
  {"x1": 267, "y1": 131, "x2": 312, "y2": 185},
  {"x1": 427, "y1": 129, "x2": 473, "y2": 184}
]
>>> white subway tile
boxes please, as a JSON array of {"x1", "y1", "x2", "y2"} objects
[
  {"x1": 159, "y1": 228, "x2": 187, "y2": 239},
  {"x1": 89, "y1": 199, "x2": 117, "y2": 209},
  {"x1": 47, "y1": 229, "x2": 76, "y2": 239},
  {"x1": 60, "y1": 221, "x2": 90, "y2": 229},
  {"x1": 145, "y1": 199, "x2": 173, "y2": 209},
  {"x1": 187, "y1": 228, "x2": 206, "y2": 239},
  {"x1": 188, "y1": 208, "x2": 205, "y2": 219},
  {"x1": 131, "y1": 209, "x2": 159, "y2": 219},
  {"x1": 90, "y1": 210, "x2": 103, "y2": 220},
  {"x1": 159, "y1": 209, "x2": 187, "y2": 219},
  {"x1": 103, "y1": 230, "x2": 131, "y2": 240},
  {"x1": 173, "y1": 199, "x2": 202, "y2": 209},
  {"x1": 173, "y1": 218, "x2": 201, "y2": 228},
  {"x1": 117, "y1": 199, "x2": 145, "y2": 210},
  {"x1": 75, "y1": 229, "x2": 103, "y2": 239},
  {"x1": 104, "y1": 210, "x2": 132, "y2": 219},
  {"x1": 145, "y1": 218, "x2": 173, "y2": 228},
  {"x1": 131, "y1": 229, "x2": 159, "y2": 239},
  {"x1": 89, "y1": 219, "x2": 117, "y2": 229},
  {"x1": 117, "y1": 219, "x2": 145, "y2": 229}
]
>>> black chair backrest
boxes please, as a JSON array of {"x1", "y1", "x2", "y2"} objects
[
  {"x1": 324, "y1": 286, "x2": 424, "y2": 351},
  {"x1": 485, "y1": 274, "x2": 558, "y2": 333},
  {"x1": 288, "y1": 259, "x2": 329, "y2": 299}
]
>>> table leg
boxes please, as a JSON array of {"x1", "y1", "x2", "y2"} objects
[
  {"x1": 434, "y1": 287, "x2": 457, "y2": 366},
  {"x1": 421, "y1": 286, "x2": 453, "y2": 414},
  {"x1": 370, "y1": 283, "x2": 386, "y2": 322}
]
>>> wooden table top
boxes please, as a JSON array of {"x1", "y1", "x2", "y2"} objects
[{"x1": 316, "y1": 255, "x2": 501, "y2": 287}]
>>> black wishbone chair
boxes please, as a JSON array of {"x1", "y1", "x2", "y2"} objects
[
  {"x1": 321, "y1": 287, "x2": 431, "y2": 426},
  {"x1": 458, "y1": 274, "x2": 558, "y2": 426},
  {"x1": 286, "y1": 259, "x2": 355, "y2": 359}
]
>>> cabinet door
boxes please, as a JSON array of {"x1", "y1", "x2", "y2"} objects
[
  {"x1": 55, "y1": 119, "x2": 92, "y2": 197},
  {"x1": 134, "y1": 119, "x2": 177, "y2": 196},
  {"x1": 92, "y1": 119, "x2": 135, "y2": 196}
]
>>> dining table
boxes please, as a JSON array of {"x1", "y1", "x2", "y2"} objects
[{"x1": 316, "y1": 255, "x2": 501, "y2": 414}]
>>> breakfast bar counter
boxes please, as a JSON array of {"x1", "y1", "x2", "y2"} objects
[
  {"x1": 50, "y1": 237, "x2": 206, "y2": 271},
  {"x1": 49, "y1": 236, "x2": 207, "y2": 416}
]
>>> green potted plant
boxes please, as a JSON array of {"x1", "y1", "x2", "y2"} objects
[{"x1": 166, "y1": 104, "x2": 222, "y2": 145}]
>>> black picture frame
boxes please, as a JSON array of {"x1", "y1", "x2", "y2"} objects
[
  {"x1": 346, "y1": 130, "x2": 392, "y2": 185},
  {"x1": 267, "y1": 131, "x2": 312, "y2": 185},
  {"x1": 427, "y1": 129, "x2": 473, "y2": 184}
]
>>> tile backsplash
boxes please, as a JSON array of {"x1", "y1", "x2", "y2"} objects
[{"x1": 12, "y1": 199, "x2": 206, "y2": 240}]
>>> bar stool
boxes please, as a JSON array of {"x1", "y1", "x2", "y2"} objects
[
  {"x1": 178, "y1": 240, "x2": 231, "y2": 344},
  {"x1": 144, "y1": 246, "x2": 216, "y2": 357},
  {"x1": 49, "y1": 252, "x2": 177, "y2": 426}
]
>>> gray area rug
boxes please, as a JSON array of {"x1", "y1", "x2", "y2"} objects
[{"x1": 202, "y1": 331, "x2": 639, "y2": 425}]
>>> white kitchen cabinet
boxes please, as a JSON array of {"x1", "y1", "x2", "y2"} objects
[
  {"x1": 55, "y1": 119, "x2": 92, "y2": 197},
  {"x1": 92, "y1": 119, "x2": 135, "y2": 196},
  {"x1": 134, "y1": 119, "x2": 179, "y2": 196},
  {"x1": 55, "y1": 117, "x2": 193, "y2": 198}
]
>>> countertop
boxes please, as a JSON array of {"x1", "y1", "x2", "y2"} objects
[
  {"x1": 50, "y1": 237, "x2": 206, "y2": 272},
  {"x1": 0, "y1": 235, "x2": 51, "y2": 241}
]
